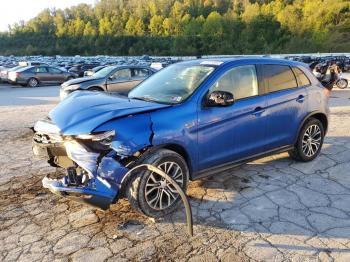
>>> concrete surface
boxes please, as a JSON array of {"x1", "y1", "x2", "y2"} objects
[
  {"x1": 0, "y1": 84, "x2": 60, "y2": 106},
  {"x1": 0, "y1": 86, "x2": 350, "y2": 261}
]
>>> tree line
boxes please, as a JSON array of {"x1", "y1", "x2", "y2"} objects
[{"x1": 0, "y1": 0, "x2": 349, "y2": 56}]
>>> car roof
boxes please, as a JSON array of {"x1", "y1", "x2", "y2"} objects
[
  {"x1": 105, "y1": 65, "x2": 156, "y2": 70},
  {"x1": 178, "y1": 57, "x2": 308, "y2": 68}
]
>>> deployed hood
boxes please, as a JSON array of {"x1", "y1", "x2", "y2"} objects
[
  {"x1": 49, "y1": 91, "x2": 170, "y2": 135},
  {"x1": 62, "y1": 76, "x2": 103, "y2": 87}
]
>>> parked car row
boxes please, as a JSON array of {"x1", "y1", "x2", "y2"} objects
[
  {"x1": 0, "y1": 55, "x2": 178, "y2": 89},
  {"x1": 285, "y1": 55, "x2": 350, "y2": 72}
]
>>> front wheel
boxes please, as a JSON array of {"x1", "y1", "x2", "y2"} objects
[
  {"x1": 126, "y1": 149, "x2": 189, "y2": 218},
  {"x1": 336, "y1": 78, "x2": 348, "y2": 89},
  {"x1": 289, "y1": 118, "x2": 325, "y2": 162}
]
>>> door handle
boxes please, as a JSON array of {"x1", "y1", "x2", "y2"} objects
[
  {"x1": 252, "y1": 107, "x2": 265, "y2": 117},
  {"x1": 296, "y1": 95, "x2": 305, "y2": 103}
]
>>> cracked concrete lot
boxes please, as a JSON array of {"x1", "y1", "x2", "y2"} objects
[{"x1": 1, "y1": 85, "x2": 350, "y2": 262}]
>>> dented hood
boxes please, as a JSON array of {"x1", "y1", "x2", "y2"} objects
[{"x1": 49, "y1": 91, "x2": 170, "y2": 135}]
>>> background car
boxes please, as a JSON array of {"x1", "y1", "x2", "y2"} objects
[
  {"x1": 8, "y1": 66, "x2": 77, "y2": 87},
  {"x1": 83, "y1": 65, "x2": 108, "y2": 77},
  {"x1": 68, "y1": 63, "x2": 100, "y2": 77},
  {"x1": 1, "y1": 65, "x2": 26, "y2": 83},
  {"x1": 60, "y1": 65, "x2": 157, "y2": 99}
]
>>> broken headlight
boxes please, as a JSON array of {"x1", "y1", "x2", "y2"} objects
[
  {"x1": 76, "y1": 130, "x2": 115, "y2": 147},
  {"x1": 34, "y1": 119, "x2": 61, "y2": 134}
]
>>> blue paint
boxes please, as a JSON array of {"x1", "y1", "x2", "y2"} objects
[{"x1": 42, "y1": 57, "x2": 329, "y2": 209}]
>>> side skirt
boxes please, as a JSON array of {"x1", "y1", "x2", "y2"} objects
[{"x1": 192, "y1": 145, "x2": 294, "y2": 180}]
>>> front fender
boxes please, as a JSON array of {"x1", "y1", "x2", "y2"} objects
[{"x1": 94, "y1": 113, "x2": 153, "y2": 156}]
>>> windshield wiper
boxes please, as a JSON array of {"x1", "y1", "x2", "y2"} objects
[{"x1": 130, "y1": 96, "x2": 157, "y2": 102}]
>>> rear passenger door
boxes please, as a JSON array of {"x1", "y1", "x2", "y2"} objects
[
  {"x1": 47, "y1": 67, "x2": 64, "y2": 83},
  {"x1": 262, "y1": 64, "x2": 309, "y2": 150}
]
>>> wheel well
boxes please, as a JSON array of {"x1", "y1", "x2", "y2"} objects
[
  {"x1": 88, "y1": 86, "x2": 103, "y2": 91},
  {"x1": 311, "y1": 113, "x2": 328, "y2": 132},
  {"x1": 160, "y1": 144, "x2": 192, "y2": 175},
  {"x1": 28, "y1": 77, "x2": 38, "y2": 82}
]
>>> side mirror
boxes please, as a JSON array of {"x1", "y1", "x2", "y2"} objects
[{"x1": 206, "y1": 90, "x2": 235, "y2": 107}]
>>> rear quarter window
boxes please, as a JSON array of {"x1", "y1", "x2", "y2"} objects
[
  {"x1": 263, "y1": 64, "x2": 297, "y2": 93},
  {"x1": 292, "y1": 67, "x2": 311, "y2": 87}
]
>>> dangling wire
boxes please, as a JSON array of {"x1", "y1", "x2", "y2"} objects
[{"x1": 125, "y1": 164, "x2": 193, "y2": 236}]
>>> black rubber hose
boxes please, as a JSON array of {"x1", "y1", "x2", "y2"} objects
[{"x1": 125, "y1": 164, "x2": 193, "y2": 236}]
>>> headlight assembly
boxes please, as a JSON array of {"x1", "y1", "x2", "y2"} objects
[
  {"x1": 76, "y1": 130, "x2": 115, "y2": 146},
  {"x1": 63, "y1": 84, "x2": 81, "y2": 91}
]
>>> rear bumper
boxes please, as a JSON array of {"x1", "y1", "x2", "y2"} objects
[{"x1": 8, "y1": 77, "x2": 27, "y2": 85}]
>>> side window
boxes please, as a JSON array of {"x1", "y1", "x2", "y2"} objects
[
  {"x1": 292, "y1": 67, "x2": 311, "y2": 87},
  {"x1": 34, "y1": 67, "x2": 48, "y2": 73},
  {"x1": 110, "y1": 69, "x2": 131, "y2": 81},
  {"x1": 48, "y1": 67, "x2": 61, "y2": 74},
  {"x1": 132, "y1": 68, "x2": 149, "y2": 79},
  {"x1": 263, "y1": 65, "x2": 297, "y2": 92},
  {"x1": 210, "y1": 65, "x2": 258, "y2": 100}
]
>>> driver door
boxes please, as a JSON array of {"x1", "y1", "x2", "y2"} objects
[
  {"x1": 197, "y1": 65, "x2": 268, "y2": 170},
  {"x1": 106, "y1": 68, "x2": 133, "y2": 95},
  {"x1": 47, "y1": 67, "x2": 64, "y2": 83}
]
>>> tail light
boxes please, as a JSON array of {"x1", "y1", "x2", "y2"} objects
[{"x1": 15, "y1": 72, "x2": 20, "y2": 78}]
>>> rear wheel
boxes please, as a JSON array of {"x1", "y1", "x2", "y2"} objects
[
  {"x1": 126, "y1": 149, "x2": 189, "y2": 218},
  {"x1": 27, "y1": 78, "x2": 39, "y2": 87},
  {"x1": 289, "y1": 118, "x2": 325, "y2": 162}
]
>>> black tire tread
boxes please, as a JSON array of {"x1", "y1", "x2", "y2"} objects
[
  {"x1": 126, "y1": 149, "x2": 189, "y2": 218},
  {"x1": 289, "y1": 117, "x2": 324, "y2": 162}
]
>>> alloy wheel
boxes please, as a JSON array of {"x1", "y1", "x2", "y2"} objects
[
  {"x1": 302, "y1": 124, "x2": 321, "y2": 157},
  {"x1": 29, "y1": 78, "x2": 38, "y2": 87},
  {"x1": 144, "y1": 161, "x2": 184, "y2": 211}
]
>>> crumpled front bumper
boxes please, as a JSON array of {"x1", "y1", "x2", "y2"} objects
[{"x1": 40, "y1": 140, "x2": 129, "y2": 210}]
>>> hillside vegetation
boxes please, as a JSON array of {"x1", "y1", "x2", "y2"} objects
[{"x1": 0, "y1": 0, "x2": 349, "y2": 55}]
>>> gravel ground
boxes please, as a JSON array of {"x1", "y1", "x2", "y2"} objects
[{"x1": 1, "y1": 85, "x2": 350, "y2": 262}]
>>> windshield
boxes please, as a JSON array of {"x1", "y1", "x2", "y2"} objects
[
  {"x1": 93, "y1": 66, "x2": 115, "y2": 78},
  {"x1": 128, "y1": 63, "x2": 215, "y2": 104}
]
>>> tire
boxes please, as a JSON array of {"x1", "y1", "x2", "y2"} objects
[
  {"x1": 288, "y1": 118, "x2": 325, "y2": 162},
  {"x1": 27, "y1": 78, "x2": 39, "y2": 87},
  {"x1": 67, "y1": 76, "x2": 74, "y2": 81},
  {"x1": 336, "y1": 79, "x2": 348, "y2": 89},
  {"x1": 126, "y1": 149, "x2": 189, "y2": 218}
]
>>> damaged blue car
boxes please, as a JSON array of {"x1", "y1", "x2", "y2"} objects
[{"x1": 32, "y1": 58, "x2": 329, "y2": 217}]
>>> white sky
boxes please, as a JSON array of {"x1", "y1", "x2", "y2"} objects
[{"x1": 0, "y1": 0, "x2": 96, "y2": 31}]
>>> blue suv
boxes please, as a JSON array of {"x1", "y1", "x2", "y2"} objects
[{"x1": 32, "y1": 58, "x2": 329, "y2": 217}]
